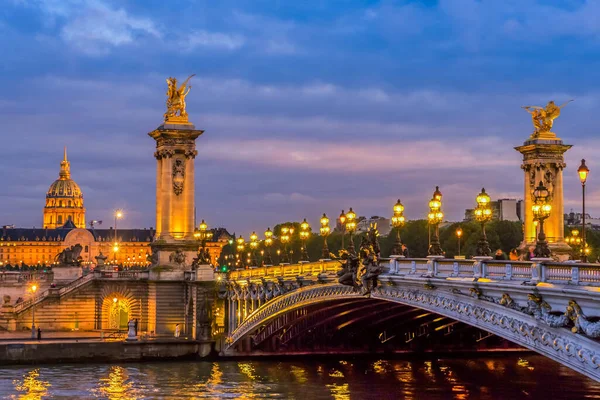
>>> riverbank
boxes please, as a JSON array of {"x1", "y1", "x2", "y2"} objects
[
  {"x1": 0, "y1": 336, "x2": 532, "y2": 366},
  {"x1": 0, "y1": 339, "x2": 212, "y2": 365}
]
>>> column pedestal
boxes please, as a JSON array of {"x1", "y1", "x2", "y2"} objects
[{"x1": 516, "y1": 135, "x2": 572, "y2": 261}]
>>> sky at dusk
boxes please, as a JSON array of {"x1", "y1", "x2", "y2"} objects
[{"x1": 1, "y1": 0, "x2": 600, "y2": 234}]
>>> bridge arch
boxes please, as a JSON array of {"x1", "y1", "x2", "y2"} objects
[{"x1": 227, "y1": 283, "x2": 600, "y2": 381}]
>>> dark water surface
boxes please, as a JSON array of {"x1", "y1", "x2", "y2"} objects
[{"x1": 0, "y1": 355, "x2": 599, "y2": 399}]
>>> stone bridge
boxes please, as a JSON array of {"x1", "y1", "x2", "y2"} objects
[{"x1": 223, "y1": 257, "x2": 600, "y2": 381}]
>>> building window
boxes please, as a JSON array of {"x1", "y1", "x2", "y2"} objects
[
  {"x1": 84, "y1": 245, "x2": 88, "y2": 253},
  {"x1": 58, "y1": 215, "x2": 63, "y2": 224}
]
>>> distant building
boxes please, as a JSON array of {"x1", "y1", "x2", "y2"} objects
[
  {"x1": 565, "y1": 210, "x2": 600, "y2": 230},
  {"x1": 0, "y1": 150, "x2": 231, "y2": 267},
  {"x1": 334, "y1": 214, "x2": 391, "y2": 235},
  {"x1": 357, "y1": 216, "x2": 391, "y2": 236},
  {"x1": 464, "y1": 199, "x2": 523, "y2": 222}
]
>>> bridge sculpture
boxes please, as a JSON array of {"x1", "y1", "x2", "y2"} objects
[{"x1": 222, "y1": 257, "x2": 600, "y2": 381}]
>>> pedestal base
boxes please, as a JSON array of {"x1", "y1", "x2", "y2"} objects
[
  {"x1": 519, "y1": 241, "x2": 571, "y2": 262},
  {"x1": 150, "y1": 240, "x2": 198, "y2": 269}
]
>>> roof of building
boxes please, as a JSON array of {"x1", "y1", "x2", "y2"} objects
[
  {"x1": 0, "y1": 226, "x2": 232, "y2": 243},
  {"x1": 46, "y1": 148, "x2": 83, "y2": 200},
  {"x1": 0, "y1": 227, "x2": 156, "y2": 242}
]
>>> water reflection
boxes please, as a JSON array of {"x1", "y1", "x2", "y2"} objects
[
  {"x1": 0, "y1": 355, "x2": 599, "y2": 399},
  {"x1": 327, "y1": 382, "x2": 350, "y2": 400},
  {"x1": 92, "y1": 366, "x2": 138, "y2": 400},
  {"x1": 11, "y1": 369, "x2": 51, "y2": 400}
]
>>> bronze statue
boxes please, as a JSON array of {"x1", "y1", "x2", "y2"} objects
[
  {"x1": 165, "y1": 74, "x2": 195, "y2": 121},
  {"x1": 522, "y1": 100, "x2": 572, "y2": 137},
  {"x1": 55, "y1": 244, "x2": 83, "y2": 266},
  {"x1": 335, "y1": 250, "x2": 359, "y2": 287}
]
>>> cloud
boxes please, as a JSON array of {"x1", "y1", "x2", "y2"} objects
[
  {"x1": 185, "y1": 30, "x2": 245, "y2": 51},
  {"x1": 19, "y1": 0, "x2": 160, "y2": 55},
  {"x1": 199, "y1": 137, "x2": 516, "y2": 173}
]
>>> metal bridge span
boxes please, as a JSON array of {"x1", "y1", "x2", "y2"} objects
[{"x1": 223, "y1": 257, "x2": 600, "y2": 381}]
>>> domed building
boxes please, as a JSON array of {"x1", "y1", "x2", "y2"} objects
[
  {"x1": 43, "y1": 148, "x2": 85, "y2": 229},
  {"x1": 0, "y1": 148, "x2": 229, "y2": 269}
]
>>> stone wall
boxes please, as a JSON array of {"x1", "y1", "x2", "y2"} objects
[{"x1": 0, "y1": 340, "x2": 210, "y2": 365}]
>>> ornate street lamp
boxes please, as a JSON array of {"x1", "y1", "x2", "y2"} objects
[
  {"x1": 578, "y1": 159, "x2": 590, "y2": 262},
  {"x1": 249, "y1": 231, "x2": 259, "y2": 267},
  {"x1": 320, "y1": 213, "x2": 331, "y2": 259},
  {"x1": 427, "y1": 186, "x2": 444, "y2": 256},
  {"x1": 532, "y1": 181, "x2": 552, "y2": 258},
  {"x1": 456, "y1": 227, "x2": 463, "y2": 257},
  {"x1": 236, "y1": 236, "x2": 246, "y2": 269},
  {"x1": 339, "y1": 210, "x2": 347, "y2": 250},
  {"x1": 194, "y1": 219, "x2": 213, "y2": 264},
  {"x1": 280, "y1": 226, "x2": 291, "y2": 264},
  {"x1": 263, "y1": 228, "x2": 274, "y2": 266},
  {"x1": 30, "y1": 283, "x2": 37, "y2": 339},
  {"x1": 345, "y1": 208, "x2": 357, "y2": 255},
  {"x1": 113, "y1": 209, "x2": 124, "y2": 264},
  {"x1": 566, "y1": 229, "x2": 583, "y2": 260},
  {"x1": 474, "y1": 188, "x2": 493, "y2": 257},
  {"x1": 299, "y1": 218, "x2": 310, "y2": 262},
  {"x1": 391, "y1": 199, "x2": 405, "y2": 256}
]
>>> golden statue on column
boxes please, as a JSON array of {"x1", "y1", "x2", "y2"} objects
[
  {"x1": 164, "y1": 74, "x2": 196, "y2": 123},
  {"x1": 515, "y1": 100, "x2": 573, "y2": 260},
  {"x1": 522, "y1": 100, "x2": 573, "y2": 139}
]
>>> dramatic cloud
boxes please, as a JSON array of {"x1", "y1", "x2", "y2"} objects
[{"x1": 1, "y1": 1, "x2": 599, "y2": 233}]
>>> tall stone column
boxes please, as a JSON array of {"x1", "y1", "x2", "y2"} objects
[
  {"x1": 149, "y1": 120, "x2": 203, "y2": 268},
  {"x1": 515, "y1": 115, "x2": 572, "y2": 260}
]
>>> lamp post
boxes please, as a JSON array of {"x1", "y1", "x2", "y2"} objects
[
  {"x1": 565, "y1": 229, "x2": 582, "y2": 260},
  {"x1": 280, "y1": 227, "x2": 290, "y2": 264},
  {"x1": 320, "y1": 214, "x2": 331, "y2": 260},
  {"x1": 427, "y1": 186, "x2": 444, "y2": 256},
  {"x1": 578, "y1": 159, "x2": 590, "y2": 262},
  {"x1": 263, "y1": 228, "x2": 274, "y2": 266},
  {"x1": 113, "y1": 209, "x2": 123, "y2": 264},
  {"x1": 532, "y1": 181, "x2": 552, "y2": 258},
  {"x1": 194, "y1": 219, "x2": 213, "y2": 264},
  {"x1": 299, "y1": 218, "x2": 310, "y2": 262},
  {"x1": 474, "y1": 188, "x2": 493, "y2": 257},
  {"x1": 30, "y1": 284, "x2": 37, "y2": 339},
  {"x1": 456, "y1": 227, "x2": 463, "y2": 257},
  {"x1": 391, "y1": 199, "x2": 405, "y2": 256},
  {"x1": 339, "y1": 210, "x2": 347, "y2": 250},
  {"x1": 249, "y1": 231, "x2": 259, "y2": 268},
  {"x1": 345, "y1": 208, "x2": 357, "y2": 255},
  {"x1": 236, "y1": 236, "x2": 246, "y2": 269}
]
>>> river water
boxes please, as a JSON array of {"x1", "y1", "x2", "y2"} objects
[{"x1": 0, "y1": 355, "x2": 599, "y2": 399}]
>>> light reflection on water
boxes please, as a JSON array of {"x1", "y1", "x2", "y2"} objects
[{"x1": 0, "y1": 355, "x2": 599, "y2": 399}]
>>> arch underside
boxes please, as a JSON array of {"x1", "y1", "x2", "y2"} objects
[{"x1": 229, "y1": 283, "x2": 600, "y2": 381}]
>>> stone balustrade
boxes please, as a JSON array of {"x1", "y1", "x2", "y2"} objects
[
  {"x1": 386, "y1": 257, "x2": 600, "y2": 286},
  {"x1": 0, "y1": 271, "x2": 53, "y2": 283},
  {"x1": 228, "y1": 260, "x2": 340, "y2": 281},
  {"x1": 225, "y1": 257, "x2": 600, "y2": 288}
]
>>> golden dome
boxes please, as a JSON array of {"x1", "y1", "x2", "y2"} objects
[{"x1": 46, "y1": 148, "x2": 83, "y2": 200}]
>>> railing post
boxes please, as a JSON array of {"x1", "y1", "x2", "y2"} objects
[
  {"x1": 453, "y1": 262, "x2": 459, "y2": 277},
  {"x1": 473, "y1": 260, "x2": 482, "y2": 279},
  {"x1": 389, "y1": 258, "x2": 397, "y2": 275},
  {"x1": 571, "y1": 266, "x2": 580, "y2": 285},
  {"x1": 530, "y1": 259, "x2": 543, "y2": 283},
  {"x1": 410, "y1": 261, "x2": 416, "y2": 275},
  {"x1": 506, "y1": 263, "x2": 513, "y2": 280}
]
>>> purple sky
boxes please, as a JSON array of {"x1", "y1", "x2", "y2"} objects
[{"x1": 1, "y1": 1, "x2": 600, "y2": 234}]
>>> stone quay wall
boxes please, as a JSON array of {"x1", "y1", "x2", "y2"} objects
[{"x1": 0, "y1": 340, "x2": 213, "y2": 365}]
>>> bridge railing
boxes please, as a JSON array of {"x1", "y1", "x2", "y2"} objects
[
  {"x1": 225, "y1": 256, "x2": 600, "y2": 288},
  {"x1": 388, "y1": 257, "x2": 600, "y2": 286},
  {"x1": 0, "y1": 271, "x2": 53, "y2": 283},
  {"x1": 93, "y1": 270, "x2": 150, "y2": 280},
  {"x1": 228, "y1": 260, "x2": 340, "y2": 281}
]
